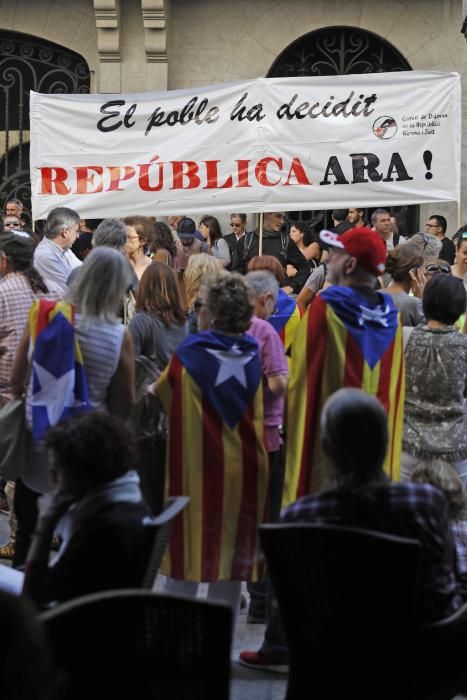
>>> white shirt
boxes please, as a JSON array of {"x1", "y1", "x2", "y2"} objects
[{"x1": 34, "y1": 237, "x2": 82, "y2": 295}]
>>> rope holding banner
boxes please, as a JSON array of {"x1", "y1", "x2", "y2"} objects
[{"x1": 259, "y1": 212, "x2": 264, "y2": 257}]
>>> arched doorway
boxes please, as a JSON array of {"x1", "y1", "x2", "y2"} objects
[
  {"x1": 0, "y1": 31, "x2": 90, "y2": 218},
  {"x1": 267, "y1": 26, "x2": 416, "y2": 236}
]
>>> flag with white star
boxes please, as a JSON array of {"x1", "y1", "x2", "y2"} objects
[
  {"x1": 29, "y1": 300, "x2": 91, "y2": 440},
  {"x1": 175, "y1": 330, "x2": 262, "y2": 429},
  {"x1": 156, "y1": 329, "x2": 269, "y2": 582},
  {"x1": 284, "y1": 286, "x2": 404, "y2": 503}
]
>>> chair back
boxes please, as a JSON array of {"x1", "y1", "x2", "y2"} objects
[
  {"x1": 260, "y1": 523, "x2": 422, "y2": 700},
  {"x1": 40, "y1": 589, "x2": 232, "y2": 700},
  {"x1": 139, "y1": 496, "x2": 189, "y2": 588}
]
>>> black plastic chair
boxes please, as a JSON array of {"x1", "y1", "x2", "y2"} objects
[
  {"x1": 40, "y1": 589, "x2": 232, "y2": 700},
  {"x1": 260, "y1": 523, "x2": 426, "y2": 700},
  {"x1": 140, "y1": 496, "x2": 189, "y2": 589}
]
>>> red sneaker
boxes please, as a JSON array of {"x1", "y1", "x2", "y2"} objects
[{"x1": 238, "y1": 650, "x2": 289, "y2": 674}]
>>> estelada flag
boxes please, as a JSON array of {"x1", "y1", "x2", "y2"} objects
[
  {"x1": 29, "y1": 300, "x2": 91, "y2": 440},
  {"x1": 267, "y1": 288, "x2": 303, "y2": 352},
  {"x1": 284, "y1": 286, "x2": 404, "y2": 502},
  {"x1": 157, "y1": 330, "x2": 269, "y2": 582}
]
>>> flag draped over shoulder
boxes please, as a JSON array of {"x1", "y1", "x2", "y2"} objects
[
  {"x1": 156, "y1": 330, "x2": 268, "y2": 582},
  {"x1": 267, "y1": 288, "x2": 302, "y2": 352},
  {"x1": 284, "y1": 287, "x2": 404, "y2": 503},
  {"x1": 29, "y1": 300, "x2": 91, "y2": 440}
]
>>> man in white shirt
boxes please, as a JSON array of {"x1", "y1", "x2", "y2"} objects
[{"x1": 34, "y1": 207, "x2": 82, "y2": 295}]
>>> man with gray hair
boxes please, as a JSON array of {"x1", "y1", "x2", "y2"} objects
[
  {"x1": 371, "y1": 208, "x2": 406, "y2": 249},
  {"x1": 245, "y1": 270, "x2": 288, "y2": 623},
  {"x1": 92, "y1": 218, "x2": 127, "y2": 251},
  {"x1": 33, "y1": 207, "x2": 82, "y2": 295}
]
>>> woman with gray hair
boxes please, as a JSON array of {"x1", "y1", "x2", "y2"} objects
[
  {"x1": 410, "y1": 232, "x2": 442, "y2": 260},
  {"x1": 11, "y1": 247, "x2": 136, "y2": 565},
  {"x1": 155, "y1": 271, "x2": 268, "y2": 636}
]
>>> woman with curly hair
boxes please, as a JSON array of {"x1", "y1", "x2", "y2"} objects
[
  {"x1": 199, "y1": 215, "x2": 231, "y2": 267},
  {"x1": 288, "y1": 220, "x2": 321, "y2": 269},
  {"x1": 155, "y1": 272, "x2": 268, "y2": 635}
]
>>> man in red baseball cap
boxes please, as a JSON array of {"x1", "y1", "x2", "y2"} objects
[
  {"x1": 320, "y1": 226, "x2": 387, "y2": 282},
  {"x1": 240, "y1": 225, "x2": 406, "y2": 673}
]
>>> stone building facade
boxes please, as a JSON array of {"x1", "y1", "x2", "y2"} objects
[{"x1": 1, "y1": 0, "x2": 466, "y2": 232}]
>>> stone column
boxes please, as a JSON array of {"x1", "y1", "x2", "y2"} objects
[
  {"x1": 93, "y1": 0, "x2": 121, "y2": 92},
  {"x1": 141, "y1": 0, "x2": 168, "y2": 91}
]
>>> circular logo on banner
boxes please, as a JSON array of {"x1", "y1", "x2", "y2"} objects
[{"x1": 373, "y1": 116, "x2": 397, "y2": 139}]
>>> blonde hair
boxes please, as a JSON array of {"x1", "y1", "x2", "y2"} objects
[{"x1": 183, "y1": 253, "x2": 223, "y2": 310}]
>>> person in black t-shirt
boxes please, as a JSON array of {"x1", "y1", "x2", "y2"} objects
[{"x1": 425, "y1": 215, "x2": 456, "y2": 265}]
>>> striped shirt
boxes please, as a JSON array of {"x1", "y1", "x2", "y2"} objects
[
  {"x1": 74, "y1": 315, "x2": 125, "y2": 411},
  {"x1": 0, "y1": 272, "x2": 61, "y2": 400}
]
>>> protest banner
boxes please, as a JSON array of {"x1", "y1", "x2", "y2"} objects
[{"x1": 30, "y1": 71, "x2": 461, "y2": 219}]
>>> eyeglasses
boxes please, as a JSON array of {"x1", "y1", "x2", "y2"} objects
[
  {"x1": 230, "y1": 223, "x2": 242, "y2": 227},
  {"x1": 425, "y1": 263, "x2": 451, "y2": 274},
  {"x1": 4, "y1": 221, "x2": 21, "y2": 228},
  {"x1": 425, "y1": 223, "x2": 440, "y2": 229}
]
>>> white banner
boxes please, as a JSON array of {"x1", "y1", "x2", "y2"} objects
[{"x1": 30, "y1": 71, "x2": 461, "y2": 219}]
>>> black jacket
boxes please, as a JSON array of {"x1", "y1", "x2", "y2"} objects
[{"x1": 233, "y1": 229, "x2": 310, "y2": 293}]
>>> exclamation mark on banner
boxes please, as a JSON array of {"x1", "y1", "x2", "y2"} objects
[{"x1": 423, "y1": 150, "x2": 433, "y2": 180}]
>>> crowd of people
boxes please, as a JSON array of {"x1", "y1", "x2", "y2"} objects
[{"x1": 0, "y1": 199, "x2": 466, "y2": 693}]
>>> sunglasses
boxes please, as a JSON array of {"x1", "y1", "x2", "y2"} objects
[{"x1": 425, "y1": 263, "x2": 451, "y2": 274}]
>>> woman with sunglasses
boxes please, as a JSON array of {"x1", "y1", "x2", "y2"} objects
[{"x1": 424, "y1": 258, "x2": 452, "y2": 279}]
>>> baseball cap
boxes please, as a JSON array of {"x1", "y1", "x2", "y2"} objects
[
  {"x1": 0, "y1": 230, "x2": 34, "y2": 266},
  {"x1": 177, "y1": 217, "x2": 196, "y2": 238},
  {"x1": 320, "y1": 226, "x2": 387, "y2": 276}
]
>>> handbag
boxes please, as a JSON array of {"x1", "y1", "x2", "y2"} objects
[
  {"x1": 128, "y1": 355, "x2": 164, "y2": 440},
  {"x1": 0, "y1": 396, "x2": 29, "y2": 481}
]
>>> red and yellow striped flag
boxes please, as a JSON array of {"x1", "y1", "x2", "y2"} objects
[
  {"x1": 267, "y1": 288, "x2": 303, "y2": 352},
  {"x1": 157, "y1": 330, "x2": 269, "y2": 582},
  {"x1": 284, "y1": 287, "x2": 404, "y2": 504}
]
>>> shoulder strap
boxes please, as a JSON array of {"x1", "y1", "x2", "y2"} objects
[
  {"x1": 281, "y1": 231, "x2": 288, "y2": 257},
  {"x1": 242, "y1": 231, "x2": 255, "y2": 261}
]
